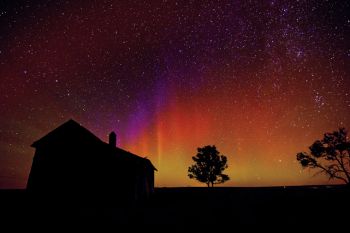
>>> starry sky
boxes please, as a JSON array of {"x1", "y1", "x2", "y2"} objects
[{"x1": 0, "y1": 0, "x2": 349, "y2": 188}]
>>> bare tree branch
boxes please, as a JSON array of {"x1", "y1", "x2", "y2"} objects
[{"x1": 297, "y1": 128, "x2": 350, "y2": 184}]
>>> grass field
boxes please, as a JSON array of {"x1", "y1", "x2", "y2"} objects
[{"x1": 0, "y1": 185, "x2": 349, "y2": 226}]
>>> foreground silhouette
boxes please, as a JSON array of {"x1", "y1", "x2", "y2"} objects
[
  {"x1": 297, "y1": 128, "x2": 350, "y2": 185},
  {"x1": 188, "y1": 145, "x2": 229, "y2": 187},
  {"x1": 27, "y1": 119, "x2": 156, "y2": 204},
  {"x1": 1, "y1": 185, "x2": 349, "y2": 226}
]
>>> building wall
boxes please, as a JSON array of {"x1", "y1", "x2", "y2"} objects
[{"x1": 27, "y1": 146, "x2": 154, "y2": 203}]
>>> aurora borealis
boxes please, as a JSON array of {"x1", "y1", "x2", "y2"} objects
[{"x1": 0, "y1": 0, "x2": 349, "y2": 188}]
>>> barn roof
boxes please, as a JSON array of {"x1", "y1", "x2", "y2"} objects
[
  {"x1": 31, "y1": 119, "x2": 157, "y2": 170},
  {"x1": 31, "y1": 119, "x2": 102, "y2": 147}
]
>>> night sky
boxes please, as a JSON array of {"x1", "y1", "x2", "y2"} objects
[{"x1": 0, "y1": 0, "x2": 349, "y2": 188}]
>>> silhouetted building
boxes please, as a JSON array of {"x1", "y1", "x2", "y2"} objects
[{"x1": 27, "y1": 119, "x2": 156, "y2": 203}]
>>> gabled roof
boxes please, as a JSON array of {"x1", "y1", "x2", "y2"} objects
[
  {"x1": 31, "y1": 119, "x2": 157, "y2": 170},
  {"x1": 31, "y1": 119, "x2": 102, "y2": 148}
]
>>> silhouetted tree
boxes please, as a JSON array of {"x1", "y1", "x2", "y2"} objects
[
  {"x1": 188, "y1": 145, "x2": 229, "y2": 187},
  {"x1": 296, "y1": 128, "x2": 350, "y2": 185}
]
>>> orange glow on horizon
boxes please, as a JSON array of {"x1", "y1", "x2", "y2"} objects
[{"x1": 122, "y1": 69, "x2": 348, "y2": 187}]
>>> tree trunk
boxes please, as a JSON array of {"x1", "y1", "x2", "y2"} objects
[
  {"x1": 339, "y1": 157, "x2": 350, "y2": 183},
  {"x1": 344, "y1": 172, "x2": 350, "y2": 184},
  {"x1": 211, "y1": 182, "x2": 214, "y2": 187},
  {"x1": 207, "y1": 182, "x2": 210, "y2": 187}
]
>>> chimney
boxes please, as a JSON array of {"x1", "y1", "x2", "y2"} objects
[{"x1": 109, "y1": 131, "x2": 116, "y2": 147}]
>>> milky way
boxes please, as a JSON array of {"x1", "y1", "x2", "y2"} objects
[{"x1": 0, "y1": 0, "x2": 349, "y2": 188}]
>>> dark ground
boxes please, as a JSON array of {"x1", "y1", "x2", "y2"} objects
[{"x1": 0, "y1": 185, "x2": 349, "y2": 227}]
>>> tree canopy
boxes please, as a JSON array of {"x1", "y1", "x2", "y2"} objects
[
  {"x1": 188, "y1": 145, "x2": 229, "y2": 187},
  {"x1": 296, "y1": 128, "x2": 350, "y2": 184}
]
